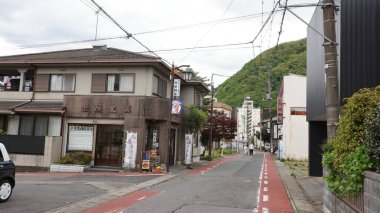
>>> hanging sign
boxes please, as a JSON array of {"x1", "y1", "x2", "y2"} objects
[
  {"x1": 173, "y1": 79, "x2": 181, "y2": 97},
  {"x1": 185, "y1": 134, "x2": 193, "y2": 165},
  {"x1": 171, "y1": 100, "x2": 182, "y2": 114},
  {"x1": 124, "y1": 131, "x2": 138, "y2": 169}
]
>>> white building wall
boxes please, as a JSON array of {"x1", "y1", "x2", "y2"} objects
[{"x1": 281, "y1": 75, "x2": 308, "y2": 160}]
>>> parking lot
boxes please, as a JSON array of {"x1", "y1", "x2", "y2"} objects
[{"x1": 0, "y1": 172, "x2": 163, "y2": 212}]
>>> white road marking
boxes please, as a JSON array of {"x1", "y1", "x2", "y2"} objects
[
  {"x1": 263, "y1": 195, "x2": 269, "y2": 202},
  {"x1": 137, "y1": 196, "x2": 146, "y2": 201},
  {"x1": 262, "y1": 207, "x2": 269, "y2": 213},
  {"x1": 264, "y1": 176, "x2": 268, "y2": 179},
  {"x1": 264, "y1": 180, "x2": 268, "y2": 184},
  {"x1": 264, "y1": 187, "x2": 268, "y2": 191},
  {"x1": 253, "y1": 153, "x2": 265, "y2": 213}
]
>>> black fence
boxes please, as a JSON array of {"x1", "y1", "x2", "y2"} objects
[{"x1": 0, "y1": 135, "x2": 45, "y2": 155}]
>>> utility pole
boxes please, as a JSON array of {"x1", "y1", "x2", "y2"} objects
[
  {"x1": 322, "y1": 0, "x2": 339, "y2": 139},
  {"x1": 268, "y1": 74, "x2": 273, "y2": 154},
  {"x1": 208, "y1": 80, "x2": 214, "y2": 157}
]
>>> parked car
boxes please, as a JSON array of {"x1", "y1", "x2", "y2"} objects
[
  {"x1": 264, "y1": 143, "x2": 270, "y2": 152},
  {"x1": 0, "y1": 143, "x2": 15, "y2": 203}
]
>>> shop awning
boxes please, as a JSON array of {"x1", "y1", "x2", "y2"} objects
[
  {"x1": 12, "y1": 101, "x2": 65, "y2": 114},
  {"x1": 0, "y1": 101, "x2": 26, "y2": 114}
]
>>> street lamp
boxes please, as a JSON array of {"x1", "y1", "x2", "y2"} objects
[
  {"x1": 167, "y1": 63, "x2": 189, "y2": 172},
  {"x1": 208, "y1": 73, "x2": 230, "y2": 157}
]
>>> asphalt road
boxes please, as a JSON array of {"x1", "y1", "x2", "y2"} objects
[
  {"x1": 124, "y1": 153, "x2": 264, "y2": 213},
  {"x1": 0, "y1": 173, "x2": 159, "y2": 212}
]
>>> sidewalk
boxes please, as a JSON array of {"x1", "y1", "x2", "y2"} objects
[{"x1": 274, "y1": 156, "x2": 324, "y2": 213}]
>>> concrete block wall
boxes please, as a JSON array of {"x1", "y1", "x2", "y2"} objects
[
  {"x1": 10, "y1": 136, "x2": 62, "y2": 167},
  {"x1": 364, "y1": 171, "x2": 380, "y2": 213},
  {"x1": 323, "y1": 186, "x2": 359, "y2": 213}
]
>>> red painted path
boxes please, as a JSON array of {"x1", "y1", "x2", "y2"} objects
[
  {"x1": 188, "y1": 154, "x2": 239, "y2": 175},
  {"x1": 258, "y1": 154, "x2": 293, "y2": 213},
  {"x1": 83, "y1": 191, "x2": 159, "y2": 213}
]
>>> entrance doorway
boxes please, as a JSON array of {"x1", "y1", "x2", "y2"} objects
[
  {"x1": 169, "y1": 129, "x2": 176, "y2": 165},
  {"x1": 95, "y1": 125, "x2": 123, "y2": 167}
]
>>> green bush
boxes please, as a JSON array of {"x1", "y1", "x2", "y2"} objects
[
  {"x1": 323, "y1": 86, "x2": 380, "y2": 197},
  {"x1": 56, "y1": 152, "x2": 92, "y2": 165}
]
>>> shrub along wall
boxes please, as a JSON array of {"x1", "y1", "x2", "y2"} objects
[{"x1": 323, "y1": 86, "x2": 380, "y2": 197}]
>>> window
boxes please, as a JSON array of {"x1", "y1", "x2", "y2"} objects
[
  {"x1": 195, "y1": 94, "x2": 203, "y2": 107},
  {"x1": 50, "y1": 74, "x2": 75, "y2": 91},
  {"x1": 6, "y1": 115, "x2": 62, "y2": 136},
  {"x1": 19, "y1": 115, "x2": 34, "y2": 136},
  {"x1": 67, "y1": 125, "x2": 93, "y2": 151},
  {"x1": 152, "y1": 75, "x2": 167, "y2": 98},
  {"x1": 107, "y1": 74, "x2": 134, "y2": 92}
]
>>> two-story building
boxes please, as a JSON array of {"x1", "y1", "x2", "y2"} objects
[{"x1": 0, "y1": 45, "x2": 208, "y2": 170}]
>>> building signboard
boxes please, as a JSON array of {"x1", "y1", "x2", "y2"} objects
[{"x1": 173, "y1": 79, "x2": 181, "y2": 97}]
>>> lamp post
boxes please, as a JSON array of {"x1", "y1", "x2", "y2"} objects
[
  {"x1": 208, "y1": 73, "x2": 230, "y2": 157},
  {"x1": 167, "y1": 63, "x2": 189, "y2": 172}
]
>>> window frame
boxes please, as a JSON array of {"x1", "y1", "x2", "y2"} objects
[
  {"x1": 152, "y1": 74, "x2": 167, "y2": 98},
  {"x1": 106, "y1": 73, "x2": 135, "y2": 93},
  {"x1": 49, "y1": 74, "x2": 76, "y2": 92}
]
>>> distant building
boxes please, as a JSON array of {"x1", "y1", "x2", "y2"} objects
[
  {"x1": 237, "y1": 97, "x2": 261, "y2": 144},
  {"x1": 213, "y1": 102, "x2": 232, "y2": 118},
  {"x1": 277, "y1": 74, "x2": 308, "y2": 161}
]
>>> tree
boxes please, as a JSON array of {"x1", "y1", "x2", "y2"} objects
[
  {"x1": 184, "y1": 105, "x2": 207, "y2": 134},
  {"x1": 201, "y1": 112, "x2": 237, "y2": 149}
]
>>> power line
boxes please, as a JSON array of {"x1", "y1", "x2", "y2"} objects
[
  {"x1": 179, "y1": 0, "x2": 235, "y2": 63},
  {"x1": 138, "y1": 41, "x2": 255, "y2": 53},
  {"x1": 0, "y1": 9, "x2": 278, "y2": 52},
  {"x1": 89, "y1": 0, "x2": 168, "y2": 63},
  {"x1": 133, "y1": 11, "x2": 275, "y2": 36},
  {"x1": 251, "y1": 0, "x2": 280, "y2": 44},
  {"x1": 275, "y1": 0, "x2": 288, "y2": 47}
]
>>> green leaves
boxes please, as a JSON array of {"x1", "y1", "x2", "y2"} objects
[
  {"x1": 323, "y1": 85, "x2": 380, "y2": 197},
  {"x1": 215, "y1": 38, "x2": 307, "y2": 112}
]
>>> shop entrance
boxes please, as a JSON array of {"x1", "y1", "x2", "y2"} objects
[{"x1": 95, "y1": 125, "x2": 123, "y2": 167}]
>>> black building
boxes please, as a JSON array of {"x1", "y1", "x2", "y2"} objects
[{"x1": 307, "y1": 0, "x2": 380, "y2": 176}]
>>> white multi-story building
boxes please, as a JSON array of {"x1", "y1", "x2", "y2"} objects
[
  {"x1": 277, "y1": 74, "x2": 308, "y2": 160},
  {"x1": 237, "y1": 97, "x2": 261, "y2": 144}
]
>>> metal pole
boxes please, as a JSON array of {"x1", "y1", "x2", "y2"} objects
[
  {"x1": 167, "y1": 62, "x2": 175, "y2": 172},
  {"x1": 208, "y1": 74, "x2": 214, "y2": 157}
]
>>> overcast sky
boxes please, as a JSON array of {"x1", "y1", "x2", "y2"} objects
[{"x1": 0, "y1": 0, "x2": 317, "y2": 86}]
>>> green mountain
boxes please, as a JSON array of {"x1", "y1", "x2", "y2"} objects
[{"x1": 215, "y1": 38, "x2": 306, "y2": 114}]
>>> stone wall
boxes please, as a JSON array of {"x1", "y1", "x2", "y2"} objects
[{"x1": 364, "y1": 171, "x2": 380, "y2": 213}]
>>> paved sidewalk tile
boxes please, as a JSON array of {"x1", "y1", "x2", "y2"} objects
[{"x1": 275, "y1": 159, "x2": 319, "y2": 213}]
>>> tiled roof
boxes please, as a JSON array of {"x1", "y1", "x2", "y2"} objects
[{"x1": 0, "y1": 47, "x2": 160, "y2": 64}]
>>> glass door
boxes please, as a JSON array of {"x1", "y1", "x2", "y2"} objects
[{"x1": 95, "y1": 125, "x2": 123, "y2": 167}]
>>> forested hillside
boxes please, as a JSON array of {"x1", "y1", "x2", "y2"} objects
[{"x1": 215, "y1": 38, "x2": 307, "y2": 113}]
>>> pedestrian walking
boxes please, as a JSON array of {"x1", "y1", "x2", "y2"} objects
[
  {"x1": 244, "y1": 144, "x2": 249, "y2": 156},
  {"x1": 249, "y1": 143, "x2": 254, "y2": 156}
]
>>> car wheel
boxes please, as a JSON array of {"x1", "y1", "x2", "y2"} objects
[{"x1": 0, "y1": 180, "x2": 13, "y2": 203}]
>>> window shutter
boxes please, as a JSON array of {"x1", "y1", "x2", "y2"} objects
[
  {"x1": 91, "y1": 74, "x2": 106, "y2": 93},
  {"x1": 35, "y1": 74, "x2": 50, "y2": 91}
]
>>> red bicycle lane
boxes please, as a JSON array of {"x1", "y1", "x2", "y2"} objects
[{"x1": 258, "y1": 154, "x2": 293, "y2": 213}]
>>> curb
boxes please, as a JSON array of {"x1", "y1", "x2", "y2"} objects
[{"x1": 46, "y1": 174, "x2": 176, "y2": 213}]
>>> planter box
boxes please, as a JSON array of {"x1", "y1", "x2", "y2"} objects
[{"x1": 50, "y1": 163, "x2": 88, "y2": 172}]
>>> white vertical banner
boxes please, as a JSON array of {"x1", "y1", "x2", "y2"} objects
[
  {"x1": 124, "y1": 131, "x2": 138, "y2": 169},
  {"x1": 185, "y1": 134, "x2": 193, "y2": 165},
  {"x1": 173, "y1": 79, "x2": 181, "y2": 97}
]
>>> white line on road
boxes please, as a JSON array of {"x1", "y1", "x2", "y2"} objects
[
  {"x1": 137, "y1": 196, "x2": 146, "y2": 201},
  {"x1": 262, "y1": 207, "x2": 269, "y2": 213},
  {"x1": 264, "y1": 187, "x2": 268, "y2": 192},
  {"x1": 263, "y1": 195, "x2": 269, "y2": 202},
  {"x1": 264, "y1": 180, "x2": 268, "y2": 184}
]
